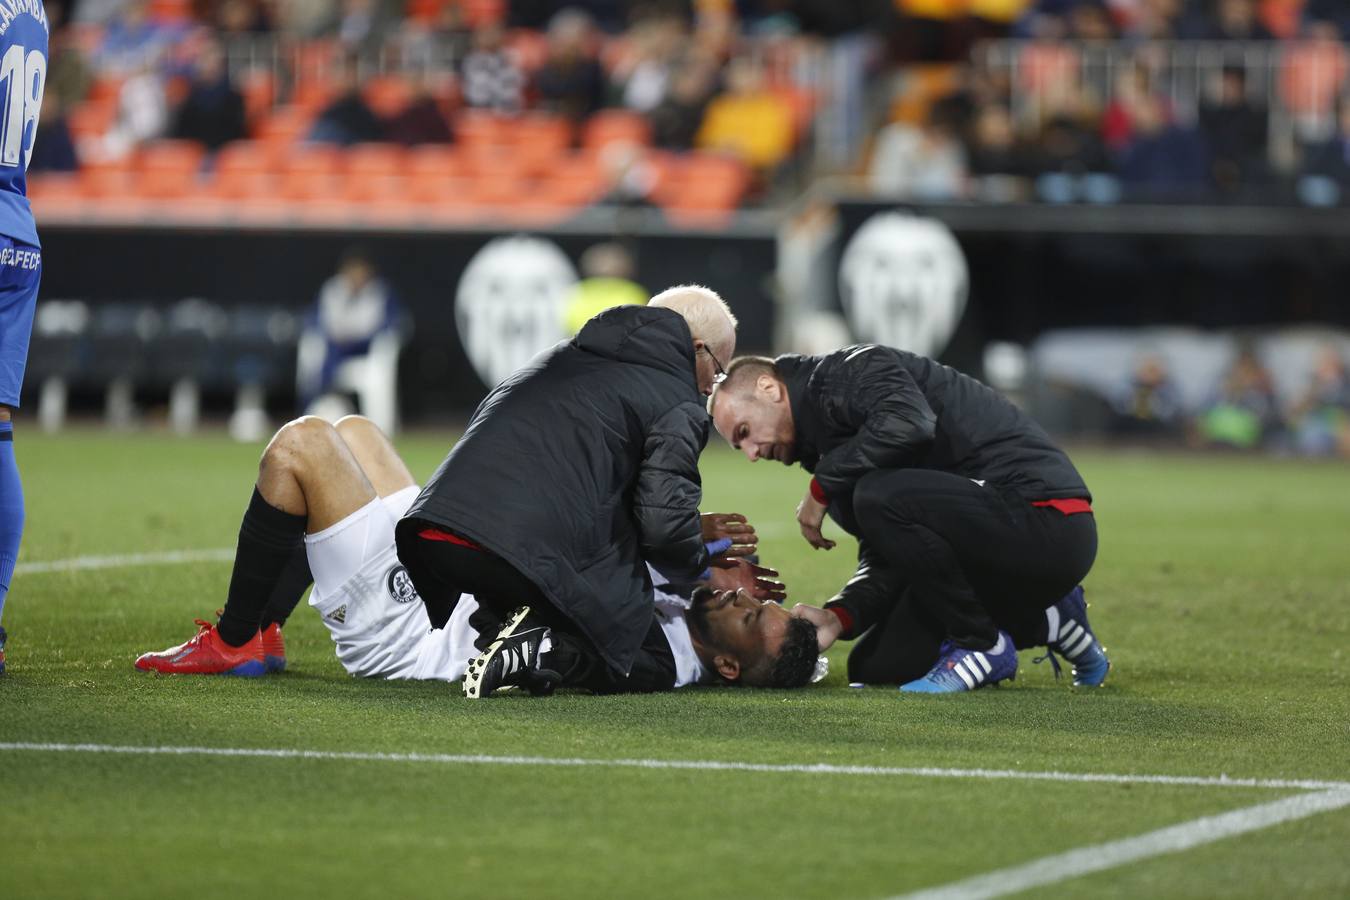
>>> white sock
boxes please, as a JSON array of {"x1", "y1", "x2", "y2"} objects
[
  {"x1": 1045, "y1": 606, "x2": 1061, "y2": 645},
  {"x1": 988, "y1": 633, "x2": 1007, "y2": 655},
  {"x1": 538, "y1": 634, "x2": 553, "y2": 655}
]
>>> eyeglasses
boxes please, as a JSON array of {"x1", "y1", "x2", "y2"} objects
[{"x1": 702, "y1": 345, "x2": 727, "y2": 385}]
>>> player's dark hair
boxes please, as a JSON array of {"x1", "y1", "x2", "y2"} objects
[{"x1": 744, "y1": 616, "x2": 819, "y2": 689}]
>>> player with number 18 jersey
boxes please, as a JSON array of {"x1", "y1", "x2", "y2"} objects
[{"x1": 0, "y1": 0, "x2": 49, "y2": 673}]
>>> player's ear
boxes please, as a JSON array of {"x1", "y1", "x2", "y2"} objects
[{"x1": 714, "y1": 653, "x2": 741, "y2": 682}]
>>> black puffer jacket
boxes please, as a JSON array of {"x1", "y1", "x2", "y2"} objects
[
  {"x1": 778, "y1": 346, "x2": 1090, "y2": 506},
  {"x1": 398, "y1": 305, "x2": 710, "y2": 673},
  {"x1": 778, "y1": 346, "x2": 1092, "y2": 635}
]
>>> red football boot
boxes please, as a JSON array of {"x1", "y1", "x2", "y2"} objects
[
  {"x1": 135, "y1": 620, "x2": 266, "y2": 676},
  {"x1": 261, "y1": 623, "x2": 286, "y2": 674}
]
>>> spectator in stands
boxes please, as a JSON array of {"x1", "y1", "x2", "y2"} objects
[
  {"x1": 612, "y1": 13, "x2": 686, "y2": 114},
  {"x1": 461, "y1": 22, "x2": 525, "y2": 113},
  {"x1": 1179, "y1": 0, "x2": 1273, "y2": 40},
  {"x1": 867, "y1": 104, "x2": 967, "y2": 199},
  {"x1": 400, "y1": 2, "x2": 473, "y2": 68},
  {"x1": 595, "y1": 141, "x2": 659, "y2": 207},
  {"x1": 1280, "y1": 19, "x2": 1348, "y2": 142},
  {"x1": 1288, "y1": 345, "x2": 1350, "y2": 457},
  {"x1": 336, "y1": 0, "x2": 387, "y2": 52},
  {"x1": 534, "y1": 8, "x2": 607, "y2": 123},
  {"x1": 98, "y1": 57, "x2": 169, "y2": 160},
  {"x1": 649, "y1": 55, "x2": 720, "y2": 150},
  {"x1": 46, "y1": 26, "x2": 92, "y2": 110},
  {"x1": 1066, "y1": 1, "x2": 1117, "y2": 41},
  {"x1": 966, "y1": 103, "x2": 1032, "y2": 182},
  {"x1": 1110, "y1": 353, "x2": 1185, "y2": 440},
  {"x1": 1300, "y1": 98, "x2": 1350, "y2": 190},
  {"x1": 696, "y1": 57, "x2": 796, "y2": 175},
  {"x1": 30, "y1": 93, "x2": 79, "y2": 174},
  {"x1": 171, "y1": 41, "x2": 248, "y2": 152},
  {"x1": 383, "y1": 80, "x2": 454, "y2": 146},
  {"x1": 562, "y1": 243, "x2": 647, "y2": 335},
  {"x1": 1199, "y1": 66, "x2": 1269, "y2": 197},
  {"x1": 1197, "y1": 343, "x2": 1280, "y2": 450},
  {"x1": 298, "y1": 247, "x2": 401, "y2": 412},
  {"x1": 1303, "y1": 0, "x2": 1350, "y2": 37},
  {"x1": 309, "y1": 62, "x2": 385, "y2": 145},
  {"x1": 215, "y1": 0, "x2": 273, "y2": 36},
  {"x1": 97, "y1": 0, "x2": 180, "y2": 73},
  {"x1": 1035, "y1": 113, "x2": 1111, "y2": 176},
  {"x1": 1107, "y1": 63, "x2": 1207, "y2": 196}
]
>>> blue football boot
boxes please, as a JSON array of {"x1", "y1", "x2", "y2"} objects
[
  {"x1": 1039, "y1": 586, "x2": 1110, "y2": 687},
  {"x1": 900, "y1": 631, "x2": 1018, "y2": 693}
]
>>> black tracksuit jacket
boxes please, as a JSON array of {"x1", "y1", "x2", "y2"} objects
[
  {"x1": 397, "y1": 306, "x2": 710, "y2": 673},
  {"x1": 776, "y1": 345, "x2": 1091, "y2": 637}
]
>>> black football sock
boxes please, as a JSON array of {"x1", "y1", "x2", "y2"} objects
[
  {"x1": 258, "y1": 545, "x2": 313, "y2": 631},
  {"x1": 217, "y1": 488, "x2": 307, "y2": 647}
]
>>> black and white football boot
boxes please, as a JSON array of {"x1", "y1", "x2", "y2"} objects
[{"x1": 462, "y1": 606, "x2": 562, "y2": 699}]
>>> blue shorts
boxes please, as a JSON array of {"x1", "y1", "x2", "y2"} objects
[{"x1": 0, "y1": 236, "x2": 42, "y2": 408}]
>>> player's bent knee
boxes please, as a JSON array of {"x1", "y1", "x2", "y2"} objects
[
  {"x1": 334, "y1": 414, "x2": 380, "y2": 442},
  {"x1": 262, "y1": 416, "x2": 340, "y2": 471}
]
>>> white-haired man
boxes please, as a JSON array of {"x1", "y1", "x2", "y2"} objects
[{"x1": 395, "y1": 285, "x2": 744, "y2": 698}]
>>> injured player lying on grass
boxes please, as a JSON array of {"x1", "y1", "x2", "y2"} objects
[{"x1": 134, "y1": 415, "x2": 821, "y2": 693}]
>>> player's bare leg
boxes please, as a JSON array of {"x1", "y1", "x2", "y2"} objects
[
  {"x1": 333, "y1": 415, "x2": 416, "y2": 499},
  {"x1": 136, "y1": 417, "x2": 384, "y2": 675}
]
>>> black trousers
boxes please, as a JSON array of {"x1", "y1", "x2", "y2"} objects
[
  {"x1": 396, "y1": 523, "x2": 676, "y2": 694},
  {"x1": 846, "y1": 468, "x2": 1098, "y2": 675}
]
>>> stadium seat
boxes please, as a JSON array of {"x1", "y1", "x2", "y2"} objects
[
  {"x1": 407, "y1": 145, "x2": 463, "y2": 179},
  {"x1": 24, "y1": 300, "x2": 90, "y2": 432},
  {"x1": 455, "y1": 111, "x2": 509, "y2": 149},
  {"x1": 149, "y1": 298, "x2": 228, "y2": 433},
  {"x1": 220, "y1": 306, "x2": 300, "y2": 442},
  {"x1": 582, "y1": 110, "x2": 652, "y2": 151},
  {"x1": 66, "y1": 100, "x2": 118, "y2": 141},
  {"x1": 512, "y1": 114, "x2": 573, "y2": 174},
  {"x1": 87, "y1": 303, "x2": 162, "y2": 428},
  {"x1": 238, "y1": 70, "x2": 276, "y2": 126},
  {"x1": 345, "y1": 143, "x2": 408, "y2": 179},
  {"x1": 255, "y1": 106, "x2": 315, "y2": 151},
  {"x1": 136, "y1": 141, "x2": 207, "y2": 199}
]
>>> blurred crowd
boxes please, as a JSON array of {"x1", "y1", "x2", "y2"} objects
[
  {"x1": 30, "y1": 0, "x2": 839, "y2": 212},
  {"x1": 27, "y1": 0, "x2": 1350, "y2": 211},
  {"x1": 869, "y1": 1, "x2": 1350, "y2": 204},
  {"x1": 1111, "y1": 341, "x2": 1350, "y2": 456}
]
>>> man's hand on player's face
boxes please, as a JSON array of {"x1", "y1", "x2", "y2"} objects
[
  {"x1": 708, "y1": 559, "x2": 786, "y2": 603},
  {"x1": 701, "y1": 512, "x2": 758, "y2": 557},
  {"x1": 790, "y1": 604, "x2": 842, "y2": 652}
]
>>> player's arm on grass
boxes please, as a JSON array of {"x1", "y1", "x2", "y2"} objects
[
  {"x1": 635, "y1": 401, "x2": 713, "y2": 582},
  {"x1": 790, "y1": 541, "x2": 900, "y2": 652}
]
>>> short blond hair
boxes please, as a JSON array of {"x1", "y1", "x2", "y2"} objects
[{"x1": 648, "y1": 284, "x2": 738, "y2": 358}]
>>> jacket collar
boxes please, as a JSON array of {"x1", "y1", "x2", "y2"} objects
[{"x1": 775, "y1": 353, "x2": 822, "y2": 470}]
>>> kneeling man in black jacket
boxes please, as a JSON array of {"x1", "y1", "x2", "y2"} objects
[{"x1": 709, "y1": 347, "x2": 1111, "y2": 693}]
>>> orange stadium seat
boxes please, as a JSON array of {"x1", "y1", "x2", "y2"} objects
[
  {"x1": 238, "y1": 70, "x2": 275, "y2": 126},
  {"x1": 277, "y1": 168, "x2": 342, "y2": 203},
  {"x1": 136, "y1": 140, "x2": 207, "y2": 199},
  {"x1": 212, "y1": 143, "x2": 279, "y2": 200},
  {"x1": 512, "y1": 114, "x2": 573, "y2": 173},
  {"x1": 147, "y1": 0, "x2": 191, "y2": 22},
  {"x1": 455, "y1": 111, "x2": 509, "y2": 149},
  {"x1": 346, "y1": 143, "x2": 407, "y2": 179},
  {"x1": 280, "y1": 144, "x2": 343, "y2": 177},
  {"x1": 255, "y1": 106, "x2": 315, "y2": 151},
  {"x1": 66, "y1": 101, "x2": 118, "y2": 141},
  {"x1": 407, "y1": 145, "x2": 464, "y2": 179},
  {"x1": 655, "y1": 153, "x2": 749, "y2": 222},
  {"x1": 292, "y1": 79, "x2": 337, "y2": 114},
  {"x1": 582, "y1": 110, "x2": 651, "y2": 152}
]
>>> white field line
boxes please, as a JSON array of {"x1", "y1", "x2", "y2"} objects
[
  {"x1": 15, "y1": 548, "x2": 235, "y2": 575},
  {"x1": 1, "y1": 743, "x2": 1347, "y2": 792},
  {"x1": 891, "y1": 788, "x2": 1350, "y2": 900}
]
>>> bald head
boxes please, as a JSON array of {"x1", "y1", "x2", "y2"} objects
[
  {"x1": 708, "y1": 356, "x2": 798, "y2": 465},
  {"x1": 649, "y1": 284, "x2": 738, "y2": 395}
]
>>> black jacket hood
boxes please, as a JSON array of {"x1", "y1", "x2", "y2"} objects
[{"x1": 574, "y1": 305, "x2": 699, "y2": 392}]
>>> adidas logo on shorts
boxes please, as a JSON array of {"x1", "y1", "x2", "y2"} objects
[{"x1": 327, "y1": 605, "x2": 347, "y2": 624}]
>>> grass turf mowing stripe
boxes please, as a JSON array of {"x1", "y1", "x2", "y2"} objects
[
  {"x1": 891, "y1": 788, "x2": 1350, "y2": 900},
  {"x1": 14, "y1": 548, "x2": 235, "y2": 575},
  {"x1": 3, "y1": 743, "x2": 1347, "y2": 792}
]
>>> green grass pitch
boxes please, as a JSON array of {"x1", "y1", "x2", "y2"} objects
[{"x1": 3, "y1": 430, "x2": 1348, "y2": 899}]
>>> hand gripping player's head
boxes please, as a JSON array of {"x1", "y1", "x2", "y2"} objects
[
  {"x1": 707, "y1": 356, "x2": 798, "y2": 464},
  {"x1": 687, "y1": 586, "x2": 819, "y2": 688},
  {"x1": 648, "y1": 285, "x2": 738, "y2": 397}
]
